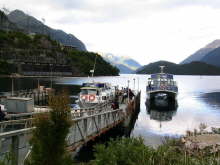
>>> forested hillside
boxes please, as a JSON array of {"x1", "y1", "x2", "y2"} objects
[
  {"x1": 0, "y1": 30, "x2": 119, "y2": 76},
  {"x1": 136, "y1": 61, "x2": 220, "y2": 75}
]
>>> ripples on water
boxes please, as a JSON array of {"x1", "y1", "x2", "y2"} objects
[{"x1": 1, "y1": 75, "x2": 220, "y2": 146}]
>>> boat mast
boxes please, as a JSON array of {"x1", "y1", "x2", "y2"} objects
[
  {"x1": 91, "y1": 54, "x2": 98, "y2": 77},
  {"x1": 159, "y1": 66, "x2": 165, "y2": 73}
]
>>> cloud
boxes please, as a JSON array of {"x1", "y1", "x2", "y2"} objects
[
  {"x1": 1, "y1": 0, "x2": 154, "y2": 24},
  {"x1": 2, "y1": 0, "x2": 220, "y2": 24},
  {"x1": 52, "y1": 0, "x2": 154, "y2": 24},
  {"x1": 49, "y1": 0, "x2": 86, "y2": 10},
  {"x1": 43, "y1": 0, "x2": 220, "y2": 25},
  {"x1": 158, "y1": 0, "x2": 220, "y2": 9}
]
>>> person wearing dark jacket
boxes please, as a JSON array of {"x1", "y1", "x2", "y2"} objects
[
  {"x1": 128, "y1": 89, "x2": 135, "y2": 99},
  {"x1": 0, "y1": 106, "x2": 5, "y2": 121}
]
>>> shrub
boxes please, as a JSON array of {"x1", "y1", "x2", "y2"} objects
[
  {"x1": 27, "y1": 91, "x2": 73, "y2": 165},
  {"x1": 90, "y1": 137, "x2": 220, "y2": 165}
]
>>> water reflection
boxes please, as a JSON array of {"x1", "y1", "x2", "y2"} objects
[
  {"x1": 146, "y1": 100, "x2": 178, "y2": 122},
  {"x1": 200, "y1": 92, "x2": 220, "y2": 109},
  {"x1": 146, "y1": 99, "x2": 178, "y2": 129}
]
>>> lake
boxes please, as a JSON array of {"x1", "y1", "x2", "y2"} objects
[{"x1": 1, "y1": 75, "x2": 220, "y2": 147}]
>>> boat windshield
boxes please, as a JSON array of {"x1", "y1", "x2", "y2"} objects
[
  {"x1": 81, "y1": 89, "x2": 98, "y2": 95},
  {"x1": 149, "y1": 79, "x2": 176, "y2": 86}
]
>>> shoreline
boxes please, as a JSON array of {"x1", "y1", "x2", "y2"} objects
[{"x1": 0, "y1": 74, "x2": 119, "y2": 78}]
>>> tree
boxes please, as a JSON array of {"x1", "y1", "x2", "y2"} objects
[{"x1": 27, "y1": 91, "x2": 73, "y2": 165}]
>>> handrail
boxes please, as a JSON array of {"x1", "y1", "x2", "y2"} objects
[
  {"x1": 0, "y1": 127, "x2": 34, "y2": 139},
  {"x1": 147, "y1": 85, "x2": 178, "y2": 92},
  {"x1": 0, "y1": 118, "x2": 33, "y2": 125},
  {"x1": 0, "y1": 107, "x2": 124, "y2": 132},
  {"x1": 73, "y1": 108, "x2": 123, "y2": 121}
]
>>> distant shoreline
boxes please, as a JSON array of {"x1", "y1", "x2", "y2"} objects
[
  {"x1": 0, "y1": 74, "x2": 120, "y2": 78},
  {"x1": 135, "y1": 73, "x2": 220, "y2": 76}
]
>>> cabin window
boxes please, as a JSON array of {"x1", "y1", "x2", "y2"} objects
[{"x1": 81, "y1": 89, "x2": 97, "y2": 95}]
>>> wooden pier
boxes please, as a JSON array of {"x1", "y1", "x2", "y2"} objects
[{"x1": 0, "y1": 91, "x2": 140, "y2": 165}]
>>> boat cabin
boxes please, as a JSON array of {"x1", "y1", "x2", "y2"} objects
[
  {"x1": 147, "y1": 73, "x2": 178, "y2": 92},
  {"x1": 80, "y1": 87, "x2": 100, "y2": 95}
]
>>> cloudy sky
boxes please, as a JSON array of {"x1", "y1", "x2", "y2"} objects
[{"x1": 2, "y1": 0, "x2": 220, "y2": 65}]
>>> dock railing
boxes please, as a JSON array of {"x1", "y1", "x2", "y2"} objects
[{"x1": 0, "y1": 91, "x2": 140, "y2": 165}]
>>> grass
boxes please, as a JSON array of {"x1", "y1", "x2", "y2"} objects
[{"x1": 77, "y1": 137, "x2": 220, "y2": 165}]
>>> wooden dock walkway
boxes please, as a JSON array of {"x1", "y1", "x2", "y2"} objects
[{"x1": 0, "y1": 91, "x2": 141, "y2": 165}]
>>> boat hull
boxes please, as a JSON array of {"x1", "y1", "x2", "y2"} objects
[
  {"x1": 78, "y1": 101, "x2": 99, "y2": 109},
  {"x1": 145, "y1": 95, "x2": 178, "y2": 110},
  {"x1": 146, "y1": 90, "x2": 177, "y2": 102}
]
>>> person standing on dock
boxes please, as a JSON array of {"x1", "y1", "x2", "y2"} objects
[
  {"x1": 128, "y1": 89, "x2": 135, "y2": 100},
  {"x1": 121, "y1": 88, "x2": 128, "y2": 103},
  {"x1": 112, "y1": 98, "x2": 119, "y2": 110},
  {"x1": 0, "y1": 106, "x2": 5, "y2": 121}
]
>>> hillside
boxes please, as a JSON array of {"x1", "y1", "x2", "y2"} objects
[
  {"x1": 0, "y1": 30, "x2": 119, "y2": 76},
  {"x1": 0, "y1": 10, "x2": 19, "y2": 31},
  {"x1": 115, "y1": 64, "x2": 134, "y2": 74},
  {"x1": 7, "y1": 10, "x2": 87, "y2": 51},
  {"x1": 136, "y1": 61, "x2": 220, "y2": 75},
  {"x1": 101, "y1": 53, "x2": 141, "y2": 73},
  {"x1": 181, "y1": 40, "x2": 220, "y2": 64},
  {"x1": 200, "y1": 47, "x2": 220, "y2": 67}
]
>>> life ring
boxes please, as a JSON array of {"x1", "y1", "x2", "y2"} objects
[
  {"x1": 89, "y1": 95, "x2": 96, "y2": 102},
  {"x1": 81, "y1": 95, "x2": 88, "y2": 101}
]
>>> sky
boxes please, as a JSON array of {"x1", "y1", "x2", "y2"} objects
[{"x1": 2, "y1": 0, "x2": 220, "y2": 65}]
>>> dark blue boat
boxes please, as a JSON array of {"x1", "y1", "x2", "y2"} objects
[{"x1": 146, "y1": 66, "x2": 178, "y2": 102}]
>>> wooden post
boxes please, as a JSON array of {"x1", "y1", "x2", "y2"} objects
[
  {"x1": 37, "y1": 92, "x2": 40, "y2": 105},
  {"x1": 127, "y1": 80, "x2": 130, "y2": 103},
  {"x1": 0, "y1": 138, "x2": 2, "y2": 154},
  {"x1": 11, "y1": 76, "x2": 14, "y2": 96},
  {"x1": 11, "y1": 135, "x2": 19, "y2": 165},
  {"x1": 133, "y1": 78, "x2": 135, "y2": 90}
]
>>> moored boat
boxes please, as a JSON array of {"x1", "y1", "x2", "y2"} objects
[
  {"x1": 146, "y1": 66, "x2": 178, "y2": 102},
  {"x1": 77, "y1": 82, "x2": 115, "y2": 108}
]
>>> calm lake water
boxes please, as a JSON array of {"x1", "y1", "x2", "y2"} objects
[{"x1": 1, "y1": 75, "x2": 220, "y2": 147}]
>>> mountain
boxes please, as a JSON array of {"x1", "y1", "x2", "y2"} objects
[
  {"x1": 114, "y1": 64, "x2": 134, "y2": 74},
  {"x1": 7, "y1": 10, "x2": 87, "y2": 51},
  {"x1": 136, "y1": 61, "x2": 220, "y2": 75},
  {"x1": 200, "y1": 47, "x2": 220, "y2": 67},
  {"x1": 101, "y1": 53, "x2": 142, "y2": 73},
  {"x1": 181, "y1": 40, "x2": 220, "y2": 64},
  {"x1": 136, "y1": 61, "x2": 177, "y2": 74},
  {"x1": 0, "y1": 10, "x2": 19, "y2": 31}
]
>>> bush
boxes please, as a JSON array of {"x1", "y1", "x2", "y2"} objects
[
  {"x1": 27, "y1": 91, "x2": 73, "y2": 165},
  {"x1": 89, "y1": 137, "x2": 220, "y2": 165},
  {"x1": 92, "y1": 137, "x2": 153, "y2": 165}
]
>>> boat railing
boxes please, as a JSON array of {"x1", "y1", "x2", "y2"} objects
[{"x1": 147, "y1": 84, "x2": 178, "y2": 92}]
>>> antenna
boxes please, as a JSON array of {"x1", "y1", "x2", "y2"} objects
[
  {"x1": 91, "y1": 54, "x2": 98, "y2": 77},
  {"x1": 159, "y1": 66, "x2": 165, "y2": 73},
  {"x1": 1, "y1": 6, "x2": 10, "y2": 15}
]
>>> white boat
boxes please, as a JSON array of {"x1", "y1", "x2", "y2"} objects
[
  {"x1": 76, "y1": 54, "x2": 116, "y2": 108},
  {"x1": 146, "y1": 66, "x2": 178, "y2": 102},
  {"x1": 77, "y1": 82, "x2": 115, "y2": 108}
]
